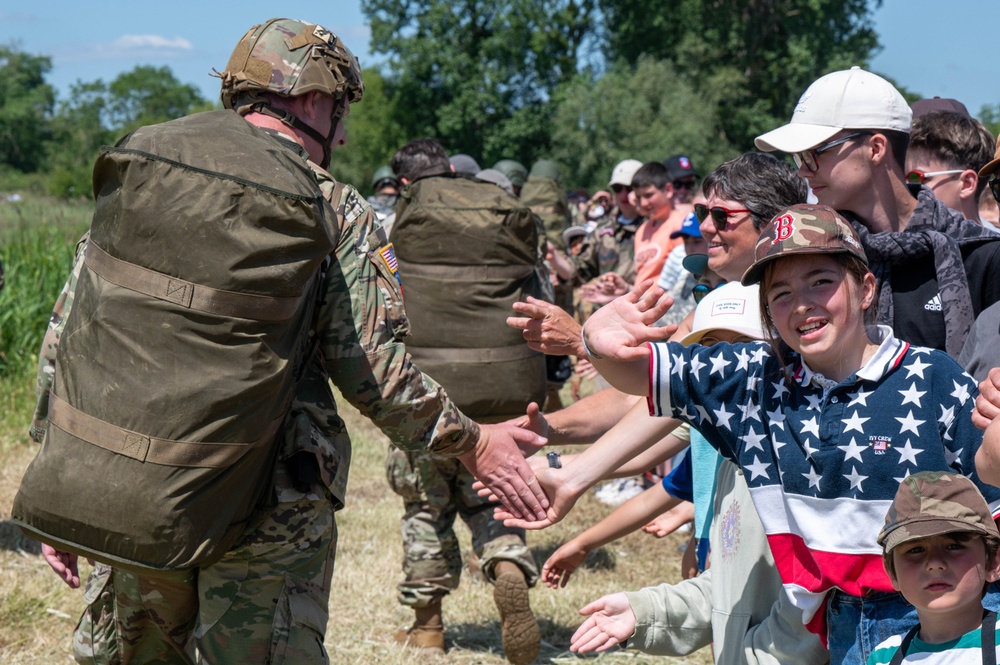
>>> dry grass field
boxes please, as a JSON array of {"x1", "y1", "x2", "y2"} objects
[{"x1": 0, "y1": 384, "x2": 713, "y2": 665}]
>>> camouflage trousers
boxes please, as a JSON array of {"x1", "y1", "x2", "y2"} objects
[
  {"x1": 385, "y1": 446, "x2": 539, "y2": 608},
  {"x1": 72, "y1": 463, "x2": 336, "y2": 665}
]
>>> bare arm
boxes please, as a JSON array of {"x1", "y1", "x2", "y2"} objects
[{"x1": 543, "y1": 484, "x2": 681, "y2": 588}]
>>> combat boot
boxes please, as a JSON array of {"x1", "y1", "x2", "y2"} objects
[
  {"x1": 393, "y1": 600, "x2": 445, "y2": 655},
  {"x1": 493, "y1": 561, "x2": 540, "y2": 665}
]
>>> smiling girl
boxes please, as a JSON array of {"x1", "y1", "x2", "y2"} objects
[{"x1": 574, "y1": 204, "x2": 1000, "y2": 665}]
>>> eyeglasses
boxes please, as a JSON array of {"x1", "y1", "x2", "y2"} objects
[
  {"x1": 792, "y1": 132, "x2": 871, "y2": 172},
  {"x1": 694, "y1": 203, "x2": 752, "y2": 231},
  {"x1": 905, "y1": 169, "x2": 965, "y2": 185},
  {"x1": 692, "y1": 282, "x2": 724, "y2": 304},
  {"x1": 991, "y1": 177, "x2": 1000, "y2": 204},
  {"x1": 611, "y1": 184, "x2": 631, "y2": 194},
  {"x1": 673, "y1": 178, "x2": 697, "y2": 190}
]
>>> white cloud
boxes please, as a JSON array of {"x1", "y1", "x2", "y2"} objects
[{"x1": 111, "y1": 34, "x2": 194, "y2": 52}]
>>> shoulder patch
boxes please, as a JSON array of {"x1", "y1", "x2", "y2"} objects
[{"x1": 379, "y1": 243, "x2": 401, "y2": 285}]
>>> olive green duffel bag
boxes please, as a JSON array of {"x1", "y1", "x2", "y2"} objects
[{"x1": 12, "y1": 110, "x2": 337, "y2": 574}]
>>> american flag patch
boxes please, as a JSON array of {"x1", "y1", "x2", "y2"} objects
[{"x1": 379, "y1": 243, "x2": 401, "y2": 285}]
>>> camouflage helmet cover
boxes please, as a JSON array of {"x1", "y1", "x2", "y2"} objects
[
  {"x1": 219, "y1": 18, "x2": 364, "y2": 110},
  {"x1": 371, "y1": 165, "x2": 399, "y2": 190},
  {"x1": 492, "y1": 159, "x2": 528, "y2": 188}
]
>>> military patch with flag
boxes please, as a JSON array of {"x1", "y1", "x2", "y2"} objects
[{"x1": 379, "y1": 243, "x2": 400, "y2": 285}]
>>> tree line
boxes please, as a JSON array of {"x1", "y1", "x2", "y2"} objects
[{"x1": 3, "y1": 0, "x2": 1000, "y2": 198}]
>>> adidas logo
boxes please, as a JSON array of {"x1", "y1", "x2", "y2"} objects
[{"x1": 924, "y1": 294, "x2": 942, "y2": 311}]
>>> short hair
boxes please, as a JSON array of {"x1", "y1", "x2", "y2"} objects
[
  {"x1": 701, "y1": 153, "x2": 808, "y2": 230},
  {"x1": 631, "y1": 162, "x2": 671, "y2": 190},
  {"x1": 391, "y1": 139, "x2": 451, "y2": 181},
  {"x1": 909, "y1": 111, "x2": 996, "y2": 197}
]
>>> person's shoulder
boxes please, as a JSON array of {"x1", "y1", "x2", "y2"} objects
[{"x1": 867, "y1": 632, "x2": 905, "y2": 664}]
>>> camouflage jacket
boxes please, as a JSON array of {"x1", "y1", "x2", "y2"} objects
[
  {"x1": 568, "y1": 209, "x2": 639, "y2": 285},
  {"x1": 29, "y1": 127, "x2": 479, "y2": 509}
]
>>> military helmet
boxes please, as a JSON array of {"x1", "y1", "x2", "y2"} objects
[
  {"x1": 529, "y1": 159, "x2": 563, "y2": 183},
  {"x1": 492, "y1": 159, "x2": 528, "y2": 188},
  {"x1": 371, "y1": 165, "x2": 399, "y2": 190},
  {"x1": 218, "y1": 18, "x2": 364, "y2": 110}
]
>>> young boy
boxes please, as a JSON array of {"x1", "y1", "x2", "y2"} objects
[{"x1": 868, "y1": 471, "x2": 1000, "y2": 664}]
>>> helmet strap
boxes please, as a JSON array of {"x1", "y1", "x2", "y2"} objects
[{"x1": 250, "y1": 103, "x2": 337, "y2": 169}]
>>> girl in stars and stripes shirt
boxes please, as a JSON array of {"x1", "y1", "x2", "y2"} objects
[{"x1": 575, "y1": 204, "x2": 1000, "y2": 665}]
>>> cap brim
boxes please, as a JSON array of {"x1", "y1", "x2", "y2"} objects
[
  {"x1": 878, "y1": 517, "x2": 994, "y2": 552},
  {"x1": 755, "y1": 123, "x2": 843, "y2": 153},
  {"x1": 980, "y1": 156, "x2": 1000, "y2": 179},
  {"x1": 682, "y1": 253, "x2": 708, "y2": 277},
  {"x1": 681, "y1": 325, "x2": 763, "y2": 347},
  {"x1": 741, "y1": 246, "x2": 859, "y2": 287}
]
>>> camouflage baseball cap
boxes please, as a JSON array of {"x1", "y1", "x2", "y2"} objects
[
  {"x1": 877, "y1": 471, "x2": 1000, "y2": 553},
  {"x1": 218, "y1": 18, "x2": 364, "y2": 110},
  {"x1": 741, "y1": 204, "x2": 867, "y2": 286}
]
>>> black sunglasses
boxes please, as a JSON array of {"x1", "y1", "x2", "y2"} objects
[
  {"x1": 611, "y1": 184, "x2": 631, "y2": 194},
  {"x1": 694, "y1": 203, "x2": 753, "y2": 231}
]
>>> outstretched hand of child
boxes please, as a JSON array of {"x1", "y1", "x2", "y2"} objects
[
  {"x1": 570, "y1": 592, "x2": 637, "y2": 654},
  {"x1": 542, "y1": 540, "x2": 589, "y2": 588},
  {"x1": 583, "y1": 279, "x2": 676, "y2": 361}
]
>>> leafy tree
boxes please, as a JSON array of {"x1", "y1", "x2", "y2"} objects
[
  {"x1": 551, "y1": 57, "x2": 737, "y2": 190},
  {"x1": 43, "y1": 66, "x2": 209, "y2": 197},
  {"x1": 980, "y1": 104, "x2": 1000, "y2": 143},
  {"x1": 599, "y1": 0, "x2": 883, "y2": 150},
  {"x1": 363, "y1": 0, "x2": 596, "y2": 164},
  {"x1": 0, "y1": 44, "x2": 56, "y2": 173},
  {"x1": 326, "y1": 68, "x2": 409, "y2": 195}
]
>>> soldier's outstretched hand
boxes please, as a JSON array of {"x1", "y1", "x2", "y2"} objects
[{"x1": 459, "y1": 423, "x2": 549, "y2": 521}]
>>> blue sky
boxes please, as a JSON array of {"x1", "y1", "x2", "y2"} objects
[{"x1": 2, "y1": 2, "x2": 997, "y2": 117}]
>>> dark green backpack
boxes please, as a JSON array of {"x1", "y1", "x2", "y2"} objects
[
  {"x1": 519, "y1": 175, "x2": 572, "y2": 250},
  {"x1": 390, "y1": 175, "x2": 547, "y2": 420},
  {"x1": 12, "y1": 110, "x2": 337, "y2": 574}
]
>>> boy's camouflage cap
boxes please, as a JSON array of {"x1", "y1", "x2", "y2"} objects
[
  {"x1": 878, "y1": 471, "x2": 1000, "y2": 553},
  {"x1": 218, "y1": 18, "x2": 364, "y2": 110},
  {"x1": 741, "y1": 204, "x2": 867, "y2": 286}
]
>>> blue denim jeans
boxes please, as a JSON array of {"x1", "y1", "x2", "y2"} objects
[{"x1": 826, "y1": 590, "x2": 917, "y2": 665}]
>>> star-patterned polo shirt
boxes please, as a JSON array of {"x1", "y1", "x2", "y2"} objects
[{"x1": 646, "y1": 325, "x2": 1000, "y2": 637}]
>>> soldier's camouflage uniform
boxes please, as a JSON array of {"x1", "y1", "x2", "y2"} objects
[
  {"x1": 567, "y1": 207, "x2": 639, "y2": 286},
  {"x1": 385, "y1": 447, "x2": 539, "y2": 608},
  {"x1": 32, "y1": 124, "x2": 481, "y2": 665}
]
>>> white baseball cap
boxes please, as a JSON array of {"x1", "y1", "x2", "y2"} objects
[
  {"x1": 609, "y1": 159, "x2": 643, "y2": 187},
  {"x1": 755, "y1": 67, "x2": 912, "y2": 153},
  {"x1": 681, "y1": 282, "x2": 765, "y2": 346}
]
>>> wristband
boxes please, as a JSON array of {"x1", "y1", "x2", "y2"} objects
[{"x1": 580, "y1": 321, "x2": 603, "y2": 360}]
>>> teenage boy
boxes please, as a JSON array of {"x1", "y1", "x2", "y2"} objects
[
  {"x1": 868, "y1": 471, "x2": 1000, "y2": 663},
  {"x1": 906, "y1": 111, "x2": 996, "y2": 228},
  {"x1": 755, "y1": 67, "x2": 1000, "y2": 356},
  {"x1": 631, "y1": 161, "x2": 688, "y2": 284}
]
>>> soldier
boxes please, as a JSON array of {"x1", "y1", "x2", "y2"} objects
[
  {"x1": 387, "y1": 138, "x2": 544, "y2": 664},
  {"x1": 367, "y1": 164, "x2": 400, "y2": 223},
  {"x1": 492, "y1": 159, "x2": 528, "y2": 197},
  {"x1": 28, "y1": 18, "x2": 546, "y2": 665}
]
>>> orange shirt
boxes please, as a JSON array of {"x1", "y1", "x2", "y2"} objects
[{"x1": 634, "y1": 216, "x2": 678, "y2": 284}]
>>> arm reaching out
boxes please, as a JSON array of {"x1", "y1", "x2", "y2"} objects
[
  {"x1": 571, "y1": 593, "x2": 638, "y2": 654},
  {"x1": 507, "y1": 296, "x2": 584, "y2": 357},
  {"x1": 458, "y1": 423, "x2": 549, "y2": 521}
]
